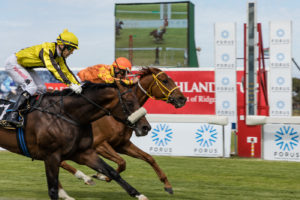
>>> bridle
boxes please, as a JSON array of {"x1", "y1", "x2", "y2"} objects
[{"x1": 138, "y1": 71, "x2": 178, "y2": 103}]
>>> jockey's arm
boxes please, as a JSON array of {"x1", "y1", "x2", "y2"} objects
[
  {"x1": 41, "y1": 49, "x2": 73, "y2": 85},
  {"x1": 58, "y1": 58, "x2": 80, "y2": 85},
  {"x1": 97, "y1": 65, "x2": 115, "y2": 83}
]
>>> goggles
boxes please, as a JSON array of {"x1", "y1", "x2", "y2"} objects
[{"x1": 65, "y1": 45, "x2": 75, "y2": 52}]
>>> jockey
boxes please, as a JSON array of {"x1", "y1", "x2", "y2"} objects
[
  {"x1": 157, "y1": 26, "x2": 164, "y2": 35},
  {"x1": 77, "y1": 57, "x2": 139, "y2": 84},
  {"x1": 4, "y1": 29, "x2": 82, "y2": 127}
]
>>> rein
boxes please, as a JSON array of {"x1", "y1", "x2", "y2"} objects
[
  {"x1": 31, "y1": 85, "x2": 134, "y2": 127},
  {"x1": 138, "y1": 71, "x2": 178, "y2": 102},
  {"x1": 31, "y1": 92, "x2": 81, "y2": 126}
]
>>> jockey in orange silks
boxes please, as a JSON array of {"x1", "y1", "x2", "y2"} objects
[{"x1": 77, "y1": 57, "x2": 138, "y2": 84}]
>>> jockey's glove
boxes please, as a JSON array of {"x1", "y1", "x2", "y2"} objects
[{"x1": 70, "y1": 83, "x2": 82, "y2": 94}]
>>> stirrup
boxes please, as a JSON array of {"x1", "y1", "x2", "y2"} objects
[{"x1": 6, "y1": 112, "x2": 23, "y2": 127}]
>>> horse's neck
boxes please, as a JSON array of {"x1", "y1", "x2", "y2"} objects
[{"x1": 47, "y1": 90, "x2": 116, "y2": 124}]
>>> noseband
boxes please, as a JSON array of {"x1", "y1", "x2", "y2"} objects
[{"x1": 138, "y1": 71, "x2": 178, "y2": 102}]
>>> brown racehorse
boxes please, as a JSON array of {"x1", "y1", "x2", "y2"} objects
[
  {"x1": 0, "y1": 81, "x2": 151, "y2": 200},
  {"x1": 150, "y1": 27, "x2": 166, "y2": 42},
  {"x1": 60, "y1": 67, "x2": 186, "y2": 198},
  {"x1": 150, "y1": 18, "x2": 168, "y2": 43}
]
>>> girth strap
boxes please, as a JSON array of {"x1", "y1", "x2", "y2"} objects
[{"x1": 16, "y1": 127, "x2": 31, "y2": 158}]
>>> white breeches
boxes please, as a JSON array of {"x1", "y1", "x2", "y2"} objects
[{"x1": 4, "y1": 54, "x2": 46, "y2": 95}]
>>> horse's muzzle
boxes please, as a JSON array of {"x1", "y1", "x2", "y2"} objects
[
  {"x1": 134, "y1": 124, "x2": 151, "y2": 137},
  {"x1": 168, "y1": 96, "x2": 187, "y2": 108}
]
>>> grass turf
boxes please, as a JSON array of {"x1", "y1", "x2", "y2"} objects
[{"x1": 0, "y1": 151, "x2": 300, "y2": 200}]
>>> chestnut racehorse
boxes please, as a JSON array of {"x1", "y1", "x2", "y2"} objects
[
  {"x1": 0, "y1": 81, "x2": 151, "y2": 200},
  {"x1": 60, "y1": 67, "x2": 186, "y2": 198}
]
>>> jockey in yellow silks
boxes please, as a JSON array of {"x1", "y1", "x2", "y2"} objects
[{"x1": 4, "y1": 29, "x2": 81, "y2": 127}]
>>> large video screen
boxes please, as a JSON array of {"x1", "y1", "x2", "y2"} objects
[{"x1": 115, "y1": 2, "x2": 189, "y2": 67}]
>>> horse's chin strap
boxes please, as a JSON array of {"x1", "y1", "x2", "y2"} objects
[{"x1": 138, "y1": 71, "x2": 178, "y2": 103}]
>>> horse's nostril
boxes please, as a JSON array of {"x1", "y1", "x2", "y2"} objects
[
  {"x1": 143, "y1": 125, "x2": 151, "y2": 133},
  {"x1": 179, "y1": 96, "x2": 187, "y2": 103}
]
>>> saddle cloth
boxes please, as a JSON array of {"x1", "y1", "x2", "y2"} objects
[{"x1": 0, "y1": 99, "x2": 17, "y2": 129}]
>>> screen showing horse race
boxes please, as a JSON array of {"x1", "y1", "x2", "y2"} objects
[{"x1": 115, "y1": 2, "x2": 190, "y2": 67}]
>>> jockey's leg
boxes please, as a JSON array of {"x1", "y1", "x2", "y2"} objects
[
  {"x1": 27, "y1": 69, "x2": 47, "y2": 94},
  {"x1": 4, "y1": 54, "x2": 37, "y2": 126},
  {"x1": 5, "y1": 90, "x2": 30, "y2": 127}
]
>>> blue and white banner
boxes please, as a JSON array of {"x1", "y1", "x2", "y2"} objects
[
  {"x1": 269, "y1": 21, "x2": 292, "y2": 116},
  {"x1": 131, "y1": 122, "x2": 224, "y2": 157},
  {"x1": 214, "y1": 23, "x2": 236, "y2": 157},
  {"x1": 214, "y1": 23, "x2": 237, "y2": 122},
  {"x1": 263, "y1": 124, "x2": 300, "y2": 161}
]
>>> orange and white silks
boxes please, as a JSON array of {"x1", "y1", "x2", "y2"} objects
[{"x1": 77, "y1": 64, "x2": 133, "y2": 85}]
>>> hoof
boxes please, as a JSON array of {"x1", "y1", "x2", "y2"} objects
[
  {"x1": 136, "y1": 194, "x2": 148, "y2": 200},
  {"x1": 85, "y1": 179, "x2": 96, "y2": 185},
  {"x1": 105, "y1": 177, "x2": 112, "y2": 182},
  {"x1": 164, "y1": 187, "x2": 173, "y2": 194},
  {"x1": 92, "y1": 174, "x2": 107, "y2": 181}
]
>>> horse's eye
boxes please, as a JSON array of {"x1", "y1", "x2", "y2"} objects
[{"x1": 163, "y1": 79, "x2": 168, "y2": 84}]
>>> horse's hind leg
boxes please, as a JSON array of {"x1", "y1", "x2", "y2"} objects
[
  {"x1": 44, "y1": 155, "x2": 61, "y2": 200},
  {"x1": 60, "y1": 161, "x2": 95, "y2": 185},
  {"x1": 120, "y1": 141, "x2": 173, "y2": 194},
  {"x1": 93, "y1": 141, "x2": 127, "y2": 181},
  {"x1": 71, "y1": 149, "x2": 148, "y2": 200}
]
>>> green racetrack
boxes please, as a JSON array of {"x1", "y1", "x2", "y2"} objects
[{"x1": 0, "y1": 151, "x2": 300, "y2": 200}]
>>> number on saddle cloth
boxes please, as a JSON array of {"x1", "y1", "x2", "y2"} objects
[{"x1": 0, "y1": 99, "x2": 17, "y2": 128}]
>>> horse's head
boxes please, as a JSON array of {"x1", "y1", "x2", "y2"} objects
[
  {"x1": 137, "y1": 67, "x2": 187, "y2": 108},
  {"x1": 114, "y1": 80, "x2": 151, "y2": 137}
]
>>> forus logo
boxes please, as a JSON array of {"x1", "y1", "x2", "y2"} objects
[
  {"x1": 151, "y1": 124, "x2": 173, "y2": 146},
  {"x1": 149, "y1": 124, "x2": 173, "y2": 154},
  {"x1": 195, "y1": 124, "x2": 217, "y2": 147},
  {"x1": 275, "y1": 126, "x2": 299, "y2": 151}
]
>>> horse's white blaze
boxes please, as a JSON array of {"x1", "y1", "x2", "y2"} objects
[
  {"x1": 128, "y1": 107, "x2": 147, "y2": 124},
  {"x1": 58, "y1": 188, "x2": 75, "y2": 200},
  {"x1": 136, "y1": 194, "x2": 149, "y2": 200},
  {"x1": 75, "y1": 170, "x2": 92, "y2": 184}
]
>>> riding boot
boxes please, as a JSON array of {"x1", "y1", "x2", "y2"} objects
[{"x1": 6, "y1": 91, "x2": 30, "y2": 127}]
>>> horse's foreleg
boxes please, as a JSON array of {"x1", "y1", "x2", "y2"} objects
[
  {"x1": 93, "y1": 141, "x2": 127, "y2": 181},
  {"x1": 120, "y1": 141, "x2": 173, "y2": 194},
  {"x1": 44, "y1": 155, "x2": 61, "y2": 200},
  {"x1": 60, "y1": 161, "x2": 95, "y2": 185},
  {"x1": 71, "y1": 149, "x2": 148, "y2": 199}
]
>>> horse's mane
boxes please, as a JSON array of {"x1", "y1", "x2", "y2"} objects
[
  {"x1": 138, "y1": 67, "x2": 160, "y2": 79},
  {"x1": 43, "y1": 81, "x2": 117, "y2": 97}
]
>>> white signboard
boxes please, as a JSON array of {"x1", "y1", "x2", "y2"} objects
[
  {"x1": 269, "y1": 21, "x2": 292, "y2": 116},
  {"x1": 214, "y1": 23, "x2": 236, "y2": 157},
  {"x1": 214, "y1": 23, "x2": 237, "y2": 123},
  {"x1": 263, "y1": 124, "x2": 300, "y2": 161},
  {"x1": 131, "y1": 122, "x2": 224, "y2": 157}
]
